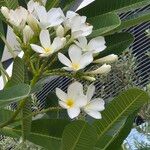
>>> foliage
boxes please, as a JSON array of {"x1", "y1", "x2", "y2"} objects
[{"x1": 0, "y1": 0, "x2": 150, "y2": 149}]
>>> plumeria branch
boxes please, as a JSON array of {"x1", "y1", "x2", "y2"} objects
[{"x1": 14, "y1": 106, "x2": 62, "y2": 123}]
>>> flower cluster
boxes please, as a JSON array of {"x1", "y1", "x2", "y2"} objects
[
  {"x1": 1, "y1": 0, "x2": 118, "y2": 72},
  {"x1": 1, "y1": 0, "x2": 119, "y2": 120},
  {"x1": 56, "y1": 82, "x2": 105, "y2": 119}
]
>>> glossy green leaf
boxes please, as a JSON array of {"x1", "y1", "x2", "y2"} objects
[
  {"x1": 95, "y1": 32, "x2": 134, "y2": 59},
  {"x1": 87, "y1": 13, "x2": 121, "y2": 38},
  {"x1": 0, "y1": 0, "x2": 19, "y2": 9},
  {"x1": 106, "y1": 112, "x2": 136, "y2": 150},
  {"x1": 46, "y1": 0, "x2": 59, "y2": 10},
  {"x1": 61, "y1": 120, "x2": 97, "y2": 150},
  {"x1": 0, "y1": 84, "x2": 31, "y2": 107},
  {"x1": 93, "y1": 88, "x2": 149, "y2": 149},
  {"x1": 0, "y1": 109, "x2": 14, "y2": 123},
  {"x1": 5, "y1": 57, "x2": 25, "y2": 88},
  {"x1": 0, "y1": 119, "x2": 70, "y2": 149},
  {"x1": 106, "y1": 9, "x2": 150, "y2": 35},
  {"x1": 78, "y1": 0, "x2": 150, "y2": 17}
]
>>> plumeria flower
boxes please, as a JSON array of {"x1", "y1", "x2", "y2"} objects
[
  {"x1": 83, "y1": 84, "x2": 105, "y2": 119},
  {"x1": 30, "y1": 29, "x2": 66, "y2": 57},
  {"x1": 56, "y1": 82, "x2": 87, "y2": 119},
  {"x1": 35, "y1": 5, "x2": 65, "y2": 29},
  {"x1": 75, "y1": 36, "x2": 106, "y2": 53},
  {"x1": 27, "y1": 0, "x2": 41, "y2": 18},
  {"x1": 58, "y1": 44, "x2": 93, "y2": 71},
  {"x1": 64, "y1": 11, "x2": 93, "y2": 38},
  {"x1": 1, "y1": 6, "x2": 28, "y2": 29}
]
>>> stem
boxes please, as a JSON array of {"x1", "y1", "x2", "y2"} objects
[
  {"x1": 0, "y1": 100, "x2": 26, "y2": 128},
  {"x1": 0, "y1": 62, "x2": 10, "y2": 80},
  {"x1": 14, "y1": 107, "x2": 61, "y2": 123}
]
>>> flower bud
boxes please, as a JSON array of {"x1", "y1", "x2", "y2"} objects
[
  {"x1": 61, "y1": 37, "x2": 66, "y2": 46},
  {"x1": 1, "y1": 6, "x2": 10, "y2": 19},
  {"x1": 23, "y1": 25, "x2": 34, "y2": 44},
  {"x1": 83, "y1": 76, "x2": 96, "y2": 81},
  {"x1": 94, "y1": 54, "x2": 118, "y2": 64},
  {"x1": 56, "y1": 25, "x2": 65, "y2": 37},
  {"x1": 27, "y1": 14, "x2": 40, "y2": 34},
  {"x1": 89, "y1": 64, "x2": 111, "y2": 75}
]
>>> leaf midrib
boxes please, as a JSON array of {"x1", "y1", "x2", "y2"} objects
[
  {"x1": 70, "y1": 123, "x2": 86, "y2": 150},
  {"x1": 96, "y1": 92, "x2": 143, "y2": 143}
]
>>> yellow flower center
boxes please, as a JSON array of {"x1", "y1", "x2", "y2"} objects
[
  {"x1": 44, "y1": 47, "x2": 51, "y2": 53},
  {"x1": 66, "y1": 99, "x2": 74, "y2": 108},
  {"x1": 72, "y1": 63, "x2": 80, "y2": 70}
]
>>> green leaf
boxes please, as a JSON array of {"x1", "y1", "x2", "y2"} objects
[
  {"x1": 87, "y1": 13, "x2": 121, "y2": 38},
  {"x1": 46, "y1": 0, "x2": 59, "y2": 10},
  {"x1": 0, "y1": 109, "x2": 14, "y2": 123},
  {"x1": 60, "y1": 0, "x2": 76, "y2": 11},
  {"x1": 93, "y1": 88, "x2": 149, "y2": 150},
  {"x1": 21, "y1": 98, "x2": 32, "y2": 140},
  {"x1": 0, "y1": 84, "x2": 31, "y2": 107},
  {"x1": 5, "y1": 57, "x2": 25, "y2": 88},
  {"x1": 106, "y1": 10, "x2": 150, "y2": 35},
  {"x1": 78, "y1": 0, "x2": 150, "y2": 17},
  {"x1": 95, "y1": 32, "x2": 134, "y2": 59},
  {"x1": 106, "y1": 112, "x2": 136, "y2": 150},
  {"x1": 0, "y1": 0, "x2": 19, "y2": 9},
  {"x1": 61, "y1": 120, "x2": 97, "y2": 150},
  {"x1": 0, "y1": 119, "x2": 70, "y2": 149}
]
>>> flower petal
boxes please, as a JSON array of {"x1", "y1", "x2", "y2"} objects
[
  {"x1": 88, "y1": 36, "x2": 106, "y2": 53},
  {"x1": 86, "y1": 84, "x2": 95, "y2": 102},
  {"x1": 76, "y1": 95, "x2": 87, "y2": 107},
  {"x1": 80, "y1": 52, "x2": 93, "y2": 69},
  {"x1": 75, "y1": 37, "x2": 87, "y2": 49},
  {"x1": 30, "y1": 44, "x2": 44, "y2": 53},
  {"x1": 86, "y1": 98, "x2": 105, "y2": 111},
  {"x1": 56, "y1": 88, "x2": 67, "y2": 102},
  {"x1": 58, "y1": 53, "x2": 72, "y2": 67},
  {"x1": 59, "y1": 101, "x2": 68, "y2": 109},
  {"x1": 85, "y1": 110, "x2": 102, "y2": 119},
  {"x1": 36, "y1": 5, "x2": 47, "y2": 22},
  {"x1": 47, "y1": 8, "x2": 65, "y2": 27},
  {"x1": 40, "y1": 29, "x2": 51, "y2": 48},
  {"x1": 68, "y1": 45, "x2": 82, "y2": 63},
  {"x1": 52, "y1": 37, "x2": 66, "y2": 51},
  {"x1": 67, "y1": 107, "x2": 80, "y2": 119},
  {"x1": 67, "y1": 82, "x2": 84, "y2": 100}
]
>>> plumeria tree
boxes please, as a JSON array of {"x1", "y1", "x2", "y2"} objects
[{"x1": 0, "y1": 0, "x2": 150, "y2": 149}]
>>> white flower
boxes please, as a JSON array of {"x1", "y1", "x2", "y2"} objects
[
  {"x1": 23, "y1": 25, "x2": 34, "y2": 44},
  {"x1": 58, "y1": 44, "x2": 93, "y2": 71},
  {"x1": 56, "y1": 82, "x2": 87, "y2": 119},
  {"x1": 89, "y1": 64, "x2": 111, "y2": 75},
  {"x1": 30, "y1": 29, "x2": 66, "y2": 57},
  {"x1": 64, "y1": 11, "x2": 93, "y2": 38},
  {"x1": 94, "y1": 54, "x2": 119, "y2": 63},
  {"x1": 35, "y1": 6, "x2": 65, "y2": 29},
  {"x1": 83, "y1": 84, "x2": 105, "y2": 119},
  {"x1": 1, "y1": 6, "x2": 28, "y2": 29},
  {"x1": 75, "y1": 36, "x2": 106, "y2": 53},
  {"x1": 27, "y1": 0, "x2": 41, "y2": 18}
]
